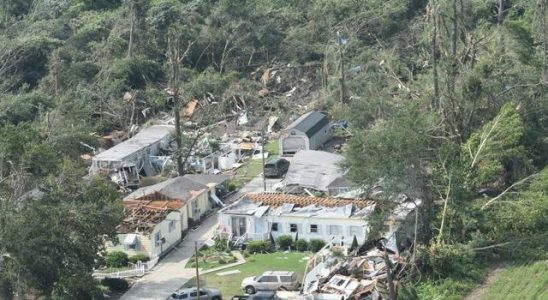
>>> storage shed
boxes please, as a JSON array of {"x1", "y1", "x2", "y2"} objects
[{"x1": 279, "y1": 111, "x2": 331, "y2": 156}]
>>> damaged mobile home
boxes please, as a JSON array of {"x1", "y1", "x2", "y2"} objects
[
  {"x1": 90, "y1": 125, "x2": 175, "y2": 187},
  {"x1": 216, "y1": 193, "x2": 376, "y2": 247}
]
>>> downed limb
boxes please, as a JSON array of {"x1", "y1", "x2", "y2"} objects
[{"x1": 481, "y1": 173, "x2": 538, "y2": 210}]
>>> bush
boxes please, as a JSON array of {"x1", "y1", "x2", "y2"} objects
[
  {"x1": 309, "y1": 239, "x2": 326, "y2": 252},
  {"x1": 214, "y1": 238, "x2": 230, "y2": 252},
  {"x1": 242, "y1": 251, "x2": 250, "y2": 258},
  {"x1": 101, "y1": 278, "x2": 129, "y2": 292},
  {"x1": 200, "y1": 244, "x2": 210, "y2": 251},
  {"x1": 247, "y1": 241, "x2": 272, "y2": 254},
  {"x1": 218, "y1": 258, "x2": 227, "y2": 264},
  {"x1": 295, "y1": 239, "x2": 309, "y2": 251},
  {"x1": 276, "y1": 235, "x2": 293, "y2": 250},
  {"x1": 128, "y1": 254, "x2": 150, "y2": 264},
  {"x1": 105, "y1": 251, "x2": 129, "y2": 268}
]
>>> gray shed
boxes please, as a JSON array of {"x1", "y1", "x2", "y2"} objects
[{"x1": 279, "y1": 111, "x2": 331, "y2": 156}]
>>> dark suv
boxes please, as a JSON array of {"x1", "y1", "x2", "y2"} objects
[{"x1": 264, "y1": 158, "x2": 290, "y2": 178}]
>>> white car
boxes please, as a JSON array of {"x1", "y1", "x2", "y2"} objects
[{"x1": 241, "y1": 271, "x2": 299, "y2": 294}]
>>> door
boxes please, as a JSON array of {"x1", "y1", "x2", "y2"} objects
[{"x1": 231, "y1": 216, "x2": 247, "y2": 237}]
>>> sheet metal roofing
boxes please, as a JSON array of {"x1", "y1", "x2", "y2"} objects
[
  {"x1": 285, "y1": 111, "x2": 329, "y2": 137},
  {"x1": 94, "y1": 125, "x2": 174, "y2": 161},
  {"x1": 124, "y1": 176, "x2": 208, "y2": 202},
  {"x1": 284, "y1": 150, "x2": 346, "y2": 192}
]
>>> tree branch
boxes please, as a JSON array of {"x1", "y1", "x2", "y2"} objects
[{"x1": 481, "y1": 173, "x2": 538, "y2": 210}]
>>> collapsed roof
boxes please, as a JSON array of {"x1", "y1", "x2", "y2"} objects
[
  {"x1": 118, "y1": 200, "x2": 182, "y2": 234},
  {"x1": 283, "y1": 150, "x2": 347, "y2": 192},
  {"x1": 221, "y1": 193, "x2": 375, "y2": 219}
]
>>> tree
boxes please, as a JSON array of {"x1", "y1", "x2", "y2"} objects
[{"x1": 0, "y1": 162, "x2": 122, "y2": 299}]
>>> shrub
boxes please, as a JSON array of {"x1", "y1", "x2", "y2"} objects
[
  {"x1": 242, "y1": 251, "x2": 250, "y2": 258},
  {"x1": 200, "y1": 244, "x2": 210, "y2": 251},
  {"x1": 309, "y1": 239, "x2": 326, "y2": 252},
  {"x1": 101, "y1": 278, "x2": 129, "y2": 292},
  {"x1": 276, "y1": 235, "x2": 293, "y2": 250},
  {"x1": 105, "y1": 251, "x2": 128, "y2": 268},
  {"x1": 247, "y1": 241, "x2": 272, "y2": 254},
  {"x1": 295, "y1": 239, "x2": 309, "y2": 252},
  {"x1": 128, "y1": 254, "x2": 150, "y2": 264},
  {"x1": 214, "y1": 238, "x2": 230, "y2": 252},
  {"x1": 218, "y1": 258, "x2": 227, "y2": 264}
]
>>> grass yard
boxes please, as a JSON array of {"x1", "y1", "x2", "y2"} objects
[
  {"x1": 481, "y1": 260, "x2": 548, "y2": 300},
  {"x1": 184, "y1": 248, "x2": 237, "y2": 270},
  {"x1": 183, "y1": 252, "x2": 309, "y2": 298},
  {"x1": 231, "y1": 140, "x2": 280, "y2": 188}
]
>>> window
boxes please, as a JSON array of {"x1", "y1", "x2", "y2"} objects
[
  {"x1": 328, "y1": 225, "x2": 342, "y2": 235},
  {"x1": 271, "y1": 223, "x2": 279, "y2": 232},
  {"x1": 348, "y1": 226, "x2": 362, "y2": 237},
  {"x1": 281, "y1": 276, "x2": 294, "y2": 282},
  {"x1": 260, "y1": 276, "x2": 278, "y2": 283},
  {"x1": 189, "y1": 292, "x2": 197, "y2": 297},
  {"x1": 154, "y1": 231, "x2": 161, "y2": 245},
  {"x1": 168, "y1": 220, "x2": 176, "y2": 233},
  {"x1": 310, "y1": 224, "x2": 318, "y2": 233},
  {"x1": 178, "y1": 294, "x2": 187, "y2": 299},
  {"x1": 290, "y1": 223, "x2": 298, "y2": 233}
]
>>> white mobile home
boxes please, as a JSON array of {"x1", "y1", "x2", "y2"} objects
[
  {"x1": 217, "y1": 193, "x2": 376, "y2": 247},
  {"x1": 91, "y1": 125, "x2": 174, "y2": 179},
  {"x1": 280, "y1": 111, "x2": 331, "y2": 156}
]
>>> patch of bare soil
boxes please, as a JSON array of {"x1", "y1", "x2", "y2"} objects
[{"x1": 463, "y1": 266, "x2": 505, "y2": 300}]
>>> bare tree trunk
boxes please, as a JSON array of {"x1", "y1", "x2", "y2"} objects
[
  {"x1": 451, "y1": 0, "x2": 458, "y2": 57},
  {"x1": 168, "y1": 33, "x2": 184, "y2": 176},
  {"x1": 431, "y1": 1, "x2": 440, "y2": 110},
  {"x1": 127, "y1": 0, "x2": 135, "y2": 58},
  {"x1": 497, "y1": 0, "x2": 505, "y2": 55}
]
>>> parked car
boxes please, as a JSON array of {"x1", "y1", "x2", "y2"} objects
[
  {"x1": 170, "y1": 287, "x2": 222, "y2": 300},
  {"x1": 232, "y1": 291, "x2": 280, "y2": 300},
  {"x1": 241, "y1": 271, "x2": 299, "y2": 294},
  {"x1": 264, "y1": 158, "x2": 290, "y2": 178}
]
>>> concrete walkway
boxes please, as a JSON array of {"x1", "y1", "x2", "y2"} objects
[{"x1": 120, "y1": 213, "x2": 219, "y2": 300}]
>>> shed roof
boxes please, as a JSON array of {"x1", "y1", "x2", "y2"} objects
[
  {"x1": 124, "y1": 176, "x2": 208, "y2": 202},
  {"x1": 94, "y1": 125, "x2": 174, "y2": 161},
  {"x1": 284, "y1": 150, "x2": 346, "y2": 192},
  {"x1": 285, "y1": 111, "x2": 329, "y2": 138}
]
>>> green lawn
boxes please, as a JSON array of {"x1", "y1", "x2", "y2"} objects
[
  {"x1": 231, "y1": 140, "x2": 280, "y2": 188},
  {"x1": 481, "y1": 260, "x2": 548, "y2": 300},
  {"x1": 184, "y1": 249, "x2": 237, "y2": 270},
  {"x1": 183, "y1": 252, "x2": 309, "y2": 298}
]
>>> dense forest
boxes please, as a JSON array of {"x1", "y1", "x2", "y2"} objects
[{"x1": 0, "y1": 0, "x2": 546, "y2": 299}]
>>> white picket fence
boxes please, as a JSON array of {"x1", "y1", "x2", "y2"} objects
[{"x1": 93, "y1": 256, "x2": 160, "y2": 279}]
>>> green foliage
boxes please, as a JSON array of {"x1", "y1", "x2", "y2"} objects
[
  {"x1": 276, "y1": 235, "x2": 293, "y2": 250},
  {"x1": 105, "y1": 251, "x2": 129, "y2": 268},
  {"x1": 309, "y1": 239, "x2": 326, "y2": 252},
  {"x1": 100, "y1": 278, "x2": 129, "y2": 292},
  {"x1": 128, "y1": 254, "x2": 150, "y2": 264},
  {"x1": 214, "y1": 238, "x2": 230, "y2": 252},
  {"x1": 421, "y1": 244, "x2": 483, "y2": 280},
  {"x1": 462, "y1": 102, "x2": 528, "y2": 189},
  {"x1": 416, "y1": 278, "x2": 478, "y2": 300},
  {"x1": 247, "y1": 241, "x2": 272, "y2": 254},
  {"x1": 294, "y1": 239, "x2": 308, "y2": 252}
]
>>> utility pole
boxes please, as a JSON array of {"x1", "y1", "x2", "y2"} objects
[
  {"x1": 261, "y1": 131, "x2": 266, "y2": 192},
  {"x1": 195, "y1": 241, "x2": 200, "y2": 300},
  {"x1": 337, "y1": 31, "x2": 347, "y2": 105}
]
